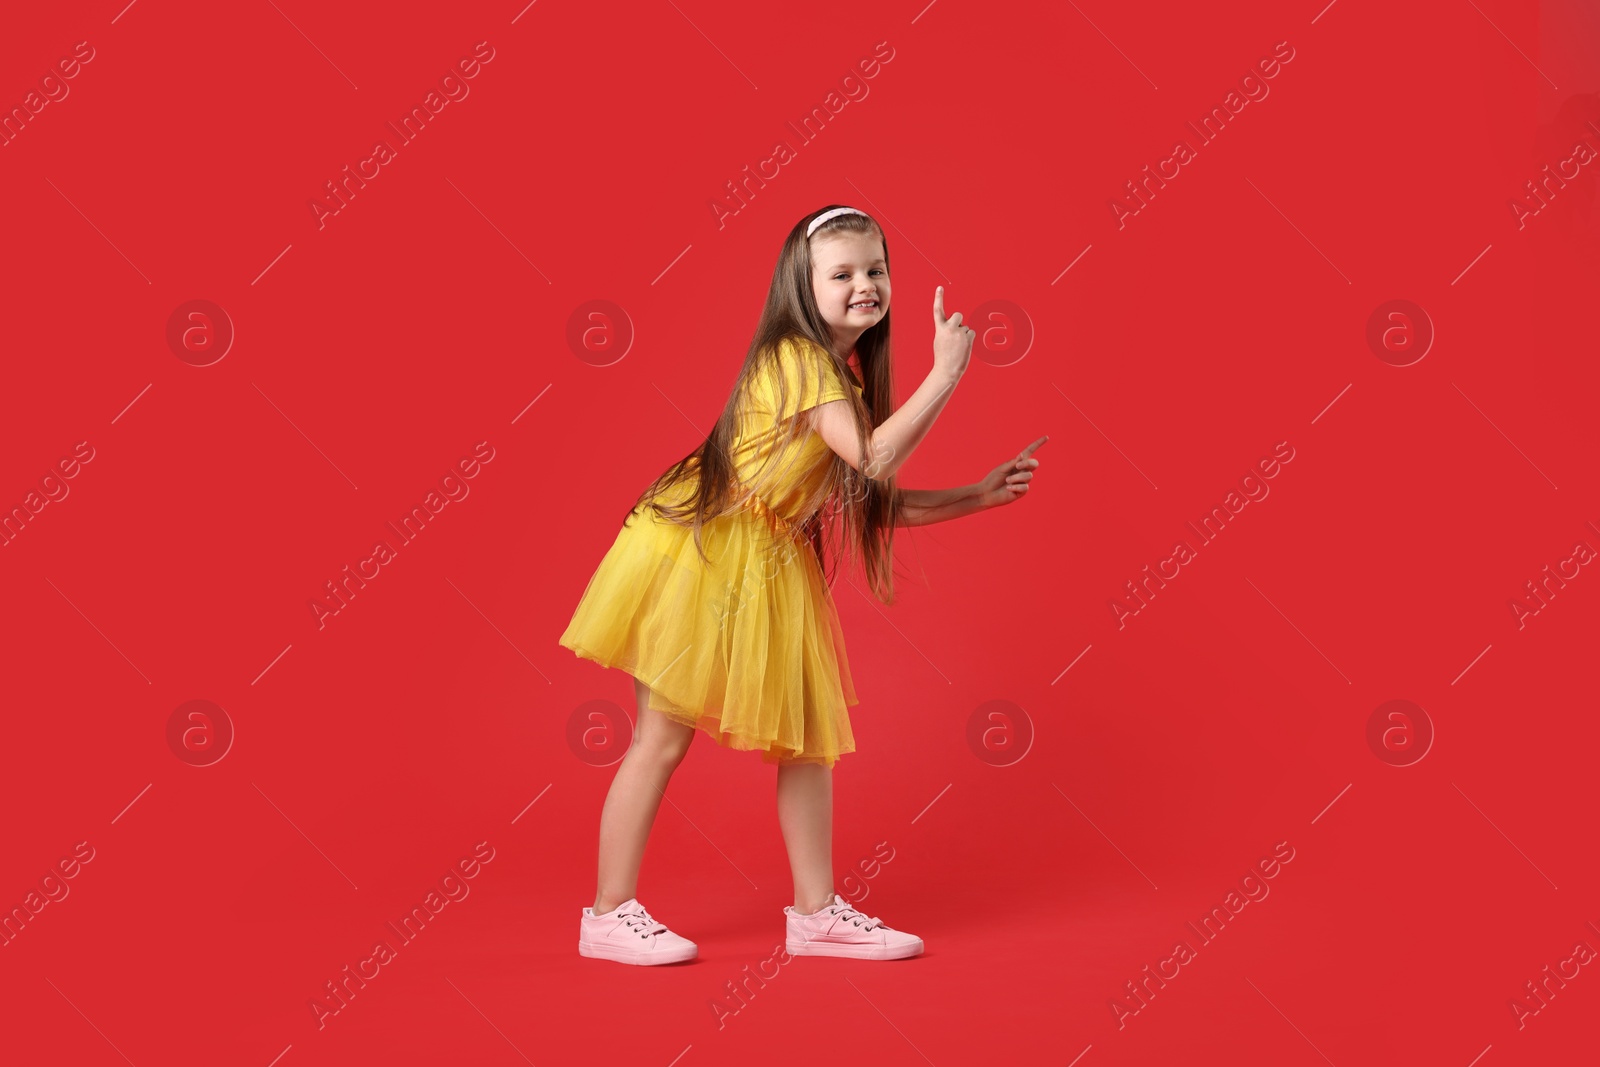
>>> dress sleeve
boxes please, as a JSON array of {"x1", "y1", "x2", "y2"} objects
[{"x1": 753, "y1": 337, "x2": 851, "y2": 423}]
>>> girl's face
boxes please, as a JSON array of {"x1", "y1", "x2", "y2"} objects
[{"x1": 810, "y1": 231, "x2": 889, "y2": 356}]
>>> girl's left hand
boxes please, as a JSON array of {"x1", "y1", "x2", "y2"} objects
[{"x1": 977, "y1": 435, "x2": 1049, "y2": 510}]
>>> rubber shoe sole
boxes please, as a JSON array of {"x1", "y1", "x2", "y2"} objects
[
  {"x1": 785, "y1": 936, "x2": 923, "y2": 960},
  {"x1": 579, "y1": 938, "x2": 697, "y2": 965}
]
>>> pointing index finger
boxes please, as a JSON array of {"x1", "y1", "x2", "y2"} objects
[
  {"x1": 1019, "y1": 435, "x2": 1049, "y2": 459},
  {"x1": 933, "y1": 285, "x2": 945, "y2": 324}
]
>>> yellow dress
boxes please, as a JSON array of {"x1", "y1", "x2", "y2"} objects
[{"x1": 558, "y1": 337, "x2": 862, "y2": 767}]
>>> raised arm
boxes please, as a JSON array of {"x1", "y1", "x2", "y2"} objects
[{"x1": 809, "y1": 285, "x2": 975, "y2": 480}]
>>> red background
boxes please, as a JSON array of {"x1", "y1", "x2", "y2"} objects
[{"x1": 3, "y1": 1, "x2": 1597, "y2": 1064}]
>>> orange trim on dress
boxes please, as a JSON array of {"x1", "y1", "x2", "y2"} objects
[{"x1": 734, "y1": 490, "x2": 807, "y2": 545}]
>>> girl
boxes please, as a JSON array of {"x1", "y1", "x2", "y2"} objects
[{"x1": 559, "y1": 204, "x2": 1048, "y2": 965}]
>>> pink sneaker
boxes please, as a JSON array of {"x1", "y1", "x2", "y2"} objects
[
  {"x1": 579, "y1": 898, "x2": 697, "y2": 965},
  {"x1": 784, "y1": 893, "x2": 924, "y2": 960}
]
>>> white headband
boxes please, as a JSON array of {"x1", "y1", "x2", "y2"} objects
[{"x1": 807, "y1": 207, "x2": 868, "y2": 237}]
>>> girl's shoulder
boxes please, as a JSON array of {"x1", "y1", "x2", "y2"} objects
[
  {"x1": 776, "y1": 333, "x2": 848, "y2": 374},
  {"x1": 764, "y1": 335, "x2": 838, "y2": 374},
  {"x1": 747, "y1": 335, "x2": 853, "y2": 421}
]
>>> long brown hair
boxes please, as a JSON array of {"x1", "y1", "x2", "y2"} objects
[{"x1": 622, "y1": 204, "x2": 904, "y2": 604}]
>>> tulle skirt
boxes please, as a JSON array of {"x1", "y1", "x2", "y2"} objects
[{"x1": 557, "y1": 487, "x2": 857, "y2": 767}]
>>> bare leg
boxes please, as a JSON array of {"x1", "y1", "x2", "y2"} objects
[
  {"x1": 777, "y1": 761, "x2": 835, "y2": 914},
  {"x1": 592, "y1": 675, "x2": 695, "y2": 914}
]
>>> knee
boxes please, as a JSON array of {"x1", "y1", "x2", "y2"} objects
[{"x1": 633, "y1": 730, "x2": 693, "y2": 768}]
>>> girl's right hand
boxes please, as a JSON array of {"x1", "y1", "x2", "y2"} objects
[{"x1": 932, "y1": 286, "x2": 975, "y2": 378}]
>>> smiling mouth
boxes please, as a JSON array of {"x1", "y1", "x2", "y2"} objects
[{"x1": 849, "y1": 302, "x2": 878, "y2": 311}]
